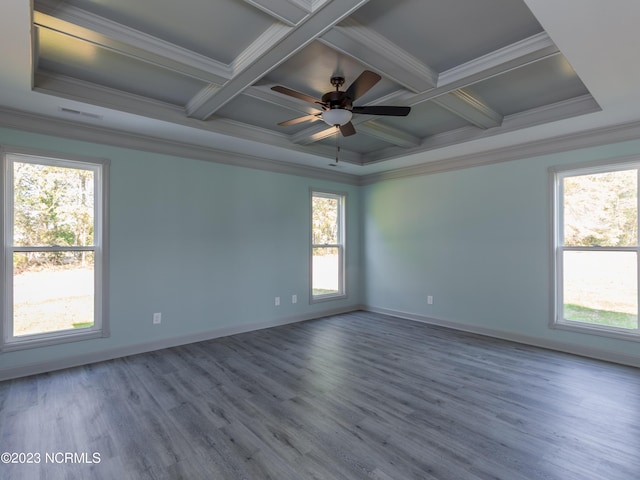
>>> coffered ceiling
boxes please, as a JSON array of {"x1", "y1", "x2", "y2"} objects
[{"x1": 1, "y1": 1, "x2": 640, "y2": 178}]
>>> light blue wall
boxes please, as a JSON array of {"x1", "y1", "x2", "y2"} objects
[
  {"x1": 0, "y1": 128, "x2": 361, "y2": 374},
  {"x1": 363, "y1": 139, "x2": 640, "y2": 361},
  {"x1": 3, "y1": 124, "x2": 640, "y2": 375}
]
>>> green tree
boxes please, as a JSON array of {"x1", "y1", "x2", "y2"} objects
[
  {"x1": 564, "y1": 169, "x2": 637, "y2": 247},
  {"x1": 13, "y1": 162, "x2": 94, "y2": 269}
]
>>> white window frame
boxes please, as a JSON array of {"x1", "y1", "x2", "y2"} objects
[
  {"x1": 1, "y1": 147, "x2": 109, "y2": 351},
  {"x1": 550, "y1": 157, "x2": 640, "y2": 340},
  {"x1": 310, "y1": 190, "x2": 346, "y2": 303}
]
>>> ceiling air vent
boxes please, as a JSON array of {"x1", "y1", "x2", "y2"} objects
[{"x1": 59, "y1": 107, "x2": 103, "y2": 120}]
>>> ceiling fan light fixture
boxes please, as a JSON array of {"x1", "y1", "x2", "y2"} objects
[{"x1": 322, "y1": 108, "x2": 352, "y2": 126}]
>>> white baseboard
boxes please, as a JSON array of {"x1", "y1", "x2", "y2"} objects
[
  {"x1": 365, "y1": 306, "x2": 640, "y2": 369},
  {"x1": 0, "y1": 306, "x2": 360, "y2": 382}
]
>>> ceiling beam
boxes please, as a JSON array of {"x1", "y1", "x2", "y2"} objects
[
  {"x1": 242, "y1": 0, "x2": 313, "y2": 26},
  {"x1": 356, "y1": 121, "x2": 420, "y2": 148},
  {"x1": 432, "y1": 90, "x2": 503, "y2": 129},
  {"x1": 413, "y1": 32, "x2": 559, "y2": 104},
  {"x1": 319, "y1": 18, "x2": 438, "y2": 92},
  {"x1": 185, "y1": 0, "x2": 371, "y2": 120}
]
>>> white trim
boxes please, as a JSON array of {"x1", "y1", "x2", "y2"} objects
[
  {"x1": 365, "y1": 306, "x2": 640, "y2": 368},
  {"x1": 432, "y1": 90, "x2": 503, "y2": 129},
  {"x1": 310, "y1": 189, "x2": 347, "y2": 302},
  {"x1": 1, "y1": 147, "x2": 110, "y2": 351},
  {"x1": 0, "y1": 305, "x2": 362, "y2": 382},
  {"x1": 0, "y1": 107, "x2": 361, "y2": 185},
  {"x1": 360, "y1": 94, "x2": 601, "y2": 167},
  {"x1": 437, "y1": 32, "x2": 559, "y2": 91},
  {"x1": 186, "y1": 0, "x2": 370, "y2": 120},
  {"x1": 550, "y1": 159, "x2": 640, "y2": 338}
]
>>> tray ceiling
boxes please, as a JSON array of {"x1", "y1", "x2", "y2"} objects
[{"x1": 6, "y1": 0, "x2": 636, "y2": 176}]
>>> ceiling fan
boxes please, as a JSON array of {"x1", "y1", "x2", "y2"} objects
[{"x1": 271, "y1": 70, "x2": 411, "y2": 137}]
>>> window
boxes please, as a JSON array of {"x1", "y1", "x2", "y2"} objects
[
  {"x1": 311, "y1": 191, "x2": 346, "y2": 301},
  {"x1": 552, "y1": 160, "x2": 639, "y2": 338},
  {"x1": 1, "y1": 149, "x2": 109, "y2": 350}
]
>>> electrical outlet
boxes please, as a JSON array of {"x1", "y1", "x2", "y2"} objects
[
  {"x1": 292, "y1": 294, "x2": 297, "y2": 304},
  {"x1": 275, "y1": 296, "x2": 280, "y2": 306},
  {"x1": 153, "y1": 312, "x2": 162, "y2": 324},
  {"x1": 427, "y1": 296, "x2": 433, "y2": 305}
]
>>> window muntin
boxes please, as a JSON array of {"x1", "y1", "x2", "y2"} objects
[
  {"x1": 553, "y1": 162, "x2": 639, "y2": 337},
  {"x1": 2, "y1": 151, "x2": 108, "y2": 350},
  {"x1": 311, "y1": 191, "x2": 345, "y2": 301}
]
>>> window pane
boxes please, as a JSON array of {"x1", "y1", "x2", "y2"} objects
[
  {"x1": 563, "y1": 250, "x2": 638, "y2": 329},
  {"x1": 312, "y1": 247, "x2": 340, "y2": 296},
  {"x1": 13, "y1": 162, "x2": 95, "y2": 247},
  {"x1": 563, "y1": 169, "x2": 637, "y2": 247},
  {"x1": 312, "y1": 196, "x2": 338, "y2": 244},
  {"x1": 13, "y1": 251, "x2": 95, "y2": 336}
]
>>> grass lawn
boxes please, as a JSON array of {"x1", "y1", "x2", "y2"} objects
[{"x1": 564, "y1": 303, "x2": 638, "y2": 329}]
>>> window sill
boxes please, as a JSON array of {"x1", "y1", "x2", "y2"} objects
[
  {"x1": 551, "y1": 320, "x2": 640, "y2": 342},
  {"x1": 1, "y1": 329, "x2": 107, "y2": 352},
  {"x1": 310, "y1": 293, "x2": 347, "y2": 304}
]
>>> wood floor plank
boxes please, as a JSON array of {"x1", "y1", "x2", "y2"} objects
[{"x1": 1, "y1": 311, "x2": 639, "y2": 479}]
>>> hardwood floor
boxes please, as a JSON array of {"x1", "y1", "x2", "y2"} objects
[{"x1": 1, "y1": 311, "x2": 639, "y2": 479}]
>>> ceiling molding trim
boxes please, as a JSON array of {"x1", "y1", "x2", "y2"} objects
[
  {"x1": 320, "y1": 18, "x2": 438, "y2": 92},
  {"x1": 0, "y1": 106, "x2": 360, "y2": 185},
  {"x1": 185, "y1": 84, "x2": 223, "y2": 117},
  {"x1": 33, "y1": 72, "x2": 362, "y2": 163},
  {"x1": 34, "y1": 71, "x2": 187, "y2": 119},
  {"x1": 438, "y1": 31, "x2": 558, "y2": 87},
  {"x1": 33, "y1": 10, "x2": 230, "y2": 84},
  {"x1": 359, "y1": 115, "x2": 640, "y2": 186},
  {"x1": 361, "y1": 95, "x2": 601, "y2": 165},
  {"x1": 407, "y1": 32, "x2": 560, "y2": 108},
  {"x1": 242, "y1": 0, "x2": 310, "y2": 25},
  {"x1": 356, "y1": 121, "x2": 420, "y2": 148},
  {"x1": 230, "y1": 22, "x2": 293, "y2": 75},
  {"x1": 186, "y1": 0, "x2": 371, "y2": 121},
  {"x1": 432, "y1": 90, "x2": 503, "y2": 128}
]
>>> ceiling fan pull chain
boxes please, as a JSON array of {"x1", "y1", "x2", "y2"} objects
[{"x1": 335, "y1": 126, "x2": 340, "y2": 164}]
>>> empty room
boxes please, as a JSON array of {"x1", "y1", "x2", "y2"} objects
[{"x1": 1, "y1": 0, "x2": 639, "y2": 479}]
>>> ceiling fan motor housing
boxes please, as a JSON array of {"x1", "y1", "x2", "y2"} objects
[{"x1": 322, "y1": 90, "x2": 352, "y2": 110}]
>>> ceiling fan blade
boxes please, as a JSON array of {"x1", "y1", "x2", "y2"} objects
[
  {"x1": 339, "y1": 121, "x2": 356, "y2": 137},
  {"x1": 345, "y1": 70, "x2": 381, "y2": 101},
  {"x1": 352, "y1": 105, "x2": 411, "y2": 116},
  {"x1": 271, "y1": 85, "x2": 321, "y2": 105},
  {"x1": 278, "y1": 114, "x2": 320, "y2": 126}
]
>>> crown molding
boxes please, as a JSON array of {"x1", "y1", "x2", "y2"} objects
[
  {"x1": 361, "y1": 94, "x2": 600, "y2": 165},
  {"x1": 0, "y1": 107, "x2": 360, "y2": 185},
  {"x1": 34, "y1": 72, "x2": 363, "y2": 164},
  {"x1": 360, "y1": 117, "x2": 640, "y2": 185}
]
